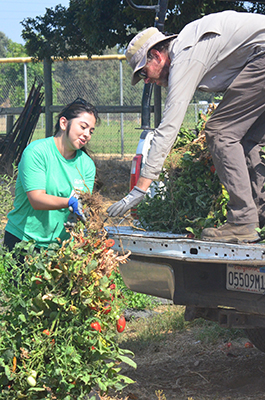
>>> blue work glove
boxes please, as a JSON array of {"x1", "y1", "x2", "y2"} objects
[
  {"x1": 68, "y1": 193, "x2": 86, "y2": 224},
  {"x1": 107, "y1": 186, "x2": 146, "y2": 217}
]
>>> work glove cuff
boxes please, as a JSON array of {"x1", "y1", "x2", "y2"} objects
[{"x1": 133, "y1": 186, "x2": 146, "y2": 196}]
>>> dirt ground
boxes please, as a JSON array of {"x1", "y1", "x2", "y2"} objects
[
  {"x1": 94, "y1": 156, "x2": 133, "y2": 204},
  {"x1": 114, "y1": 321, "x2": 265, "y2": 400},
  {"x1": 94, "y1": 157, "x2": 265, "y2": 400}
]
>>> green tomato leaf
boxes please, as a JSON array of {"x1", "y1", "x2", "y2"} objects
[
  {"x1": 117, "y1": 355, "x2": 137, "y2": 369},
  {"x1": 4, "y1": 365, "x2": 11, "y2": 380},
  {"x1": 80, "y1": 373, "x2": 92, "y2": 384},
  {"x1": 18, "y1": 313, "x2": 27, "y2": 323},
  {"x1": 52, "y1": 296, "x2": 67, "y2": 306},
  {"x1": 86, "y1": 260, "x2": 98, "y2": 273}
]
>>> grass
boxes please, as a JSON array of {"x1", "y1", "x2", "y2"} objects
[
  {"x1": 118, "y1": 305, "x2": 245, "y2": 352},
  {"x1": 30, "y1": 109, "x2": 198, "y2": 156},
  {"x1": 190, "y1": 318, "x2": 245, "y2": 345},
  {"x1": 117, "y1": 305, "x2": 187, "y2": 351},
  {"x1": 1, "y1": 103, "x2": 198, "y2": 157}
]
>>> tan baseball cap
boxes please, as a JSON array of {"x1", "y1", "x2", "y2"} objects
[{"x1": 125, "y1": 27, "x2": 178, "y2": 85}]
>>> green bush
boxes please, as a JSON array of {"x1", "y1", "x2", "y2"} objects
[{"x1": 137, "y1": 115, "x2": 229, "y2": 238}]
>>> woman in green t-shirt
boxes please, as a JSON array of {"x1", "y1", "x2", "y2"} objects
[{"x1": 4, "y1": 98, "x2": 99, "y2": 250}]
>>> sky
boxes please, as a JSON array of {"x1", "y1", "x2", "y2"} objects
[{"x1": 0, "y1": 0, "x2": 70, "y2": 44}]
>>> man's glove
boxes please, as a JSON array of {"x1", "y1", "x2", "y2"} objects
[
  {"x1": 68, "y1": 192, "x2": 87, "y2": 224},
  {"x1": 107, "y1": 186, "x2": 146, "y2": 217}
]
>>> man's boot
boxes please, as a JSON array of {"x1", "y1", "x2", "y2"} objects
[{"x1": 201, "y1": 222, "x2": 260, "y2": 243}]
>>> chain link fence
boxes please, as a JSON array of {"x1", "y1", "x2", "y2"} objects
[{"x1": 0, "y1": 57, "x2": 207, "y2": 159}]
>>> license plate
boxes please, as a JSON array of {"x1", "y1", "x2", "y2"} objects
[{"x1": 227, "y1": 264, "x2": 265, "y2": 294}]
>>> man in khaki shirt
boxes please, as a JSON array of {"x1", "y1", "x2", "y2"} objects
[{"x1": 107, "y1": 10, "x2": 265, "y2": 243}]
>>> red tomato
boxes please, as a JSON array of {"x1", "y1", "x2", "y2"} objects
[
  {"x1": 35, "y1": 275, "x2": 42, "y2": 284},
  {"x1": 103, "y1": 303, "x2": 111, "y2": 314},
  {"x1": 43, "y1": 329, "x2": 50, "y2": 336},
  {"x1": 88, "y1": 304, "x2": 98, "y2": 311},
  {"x1": 105, "y1": 239, "x2": 115, "y2": 247},
  {"x1": 109, "y1": 283, "x2": 116, "y2": 291},
  {"x1": 210, "y1": 165, "x2": 216, "y2": 174},
  {"x1": 90, "y1": 321, "x2": 101, "y2": 332},
  {"x1": 245, "y1": 342, "x2": 254, "y2": 348},
  {"x1": 116, "y1": 316, "x2": 126, "y2": 333}
]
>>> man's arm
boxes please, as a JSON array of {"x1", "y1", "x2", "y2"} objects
[
  {"x1": 141, "y1": 58, "x2": 208, "y2": 180},
  {"x1": 136, "y1": 176, "x2": 153, "y2": 191}
]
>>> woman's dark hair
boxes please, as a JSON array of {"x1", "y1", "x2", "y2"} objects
[
  {"x1": 54, "y1": 98, "x2": 100, "y2": 155},
  {"x1": 54, "y1": 98, "x2": 100, "y2": 135}
]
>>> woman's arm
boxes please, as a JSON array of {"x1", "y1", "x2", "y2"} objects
[{"x1": 27, "y1": 190, "x2": 69, "y2": 210}]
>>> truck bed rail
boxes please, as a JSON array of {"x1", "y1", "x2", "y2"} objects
[{"x1": 106, "y1": 226, "x2": 265, "y2": 265}]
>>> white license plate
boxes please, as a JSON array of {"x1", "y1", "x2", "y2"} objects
[{"x1": 227, "y1": 264, "x2": 265, "y2": 294}]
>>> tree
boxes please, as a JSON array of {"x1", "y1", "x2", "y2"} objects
[
  {"x1": 66, "y1": 0, "x2": 247, "y2": 52},
  {"x1": 0, "y1": 40, "x2": 43, "y2": 107},
  {"x1": 21, "y1": 0, "x2": 253, "y2": 61},
  {"x1": 21, "y1": 5, "x2": 72, "y2": 61},
  {"x1": 19, "y1": 0, "x2": 264, "y2": 110},
  {"x1": 0, "y1": 31, "x2": 9, "y2": 58}
]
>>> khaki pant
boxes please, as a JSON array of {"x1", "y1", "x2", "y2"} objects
[{"x1": 205, "y1": 53, "x2": 265, "y2": 227}]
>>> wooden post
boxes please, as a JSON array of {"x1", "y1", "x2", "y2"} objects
[
  {"x1": 43, "y1": 57, "x2": 53, "y2": 137},
  {"x1": 6, "y1": 115, "x2": 14, "y2": 134}
]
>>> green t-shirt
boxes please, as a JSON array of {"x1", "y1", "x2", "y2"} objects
[{"x1": 6, "y1": 137, "x2": 96, "y2": 248}]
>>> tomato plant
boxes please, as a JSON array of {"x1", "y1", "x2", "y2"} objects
[{"x1": 0, "y1": 197, "x2": 135, "y2": 399}]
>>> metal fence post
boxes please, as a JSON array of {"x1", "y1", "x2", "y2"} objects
[
  {"x1": 120, "y1": 59, "x2": 124, "y2": 159},
  {"x1": 43, "y1": 57, "x2": 53, "y2": 138},
  {"x1": 195, "y1": 103, "x2": 198, "y2": 124},
  {"x1": 24, "y1": 63, "x2": 28, "y2": 103}
]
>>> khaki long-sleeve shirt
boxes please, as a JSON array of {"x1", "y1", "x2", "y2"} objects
[{"x1": 141, "y1": 10, "x2": 265, "y2": 180}]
